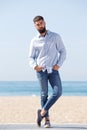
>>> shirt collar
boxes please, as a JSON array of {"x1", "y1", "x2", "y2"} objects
[{"x1": 37, "y1": 30, "x2": 50, "y2": 38}]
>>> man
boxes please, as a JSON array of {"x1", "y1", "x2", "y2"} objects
[{"x1": 29, "y1": 16, "x2": 66, "y2": 128}]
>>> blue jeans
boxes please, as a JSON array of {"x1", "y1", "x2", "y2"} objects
[{"x1": 36, "y1": 69, "x2": 62, "y2": 117}]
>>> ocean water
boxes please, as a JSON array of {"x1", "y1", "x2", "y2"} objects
[{"x1": 0, "y1": 81, "x2": 87, "y2": 96}]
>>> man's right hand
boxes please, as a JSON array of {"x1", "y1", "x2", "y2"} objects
[{"x1": 34, "y1": 66, "x2": 44, "y2": 71}]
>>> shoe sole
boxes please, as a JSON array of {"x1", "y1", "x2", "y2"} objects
[{"x1": 44, "y1": 125, "x2": 51, "y2": 128}]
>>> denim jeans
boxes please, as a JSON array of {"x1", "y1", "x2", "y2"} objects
[{"x1": 36, "y1": 69, "x2": 62, "y2": 117}]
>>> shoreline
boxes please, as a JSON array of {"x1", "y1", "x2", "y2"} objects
[{"x1": 0, "y1": 96, "x2": 87, "y2": 124}]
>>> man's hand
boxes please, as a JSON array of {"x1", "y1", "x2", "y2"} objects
[
  {"x1": 53, "y1": 65, "x2": 60, "y2": 70},
  {"x1": 34, "y1": 66, "x2": 44, "y2": 71}
]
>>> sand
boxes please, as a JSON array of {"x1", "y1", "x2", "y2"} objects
[{"x1": 0, "y1": 96, "x2": 87, "y2": 124}]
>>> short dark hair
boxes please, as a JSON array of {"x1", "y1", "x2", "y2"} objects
[{"x1": 33, "y1": 16, "x2": 44, "y2": 23}]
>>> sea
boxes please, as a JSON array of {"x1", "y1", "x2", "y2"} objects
[{"x1": 0, "y1": 81, "x2": 87, "y2": 96}]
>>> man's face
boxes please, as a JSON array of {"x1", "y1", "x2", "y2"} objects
[{"x1": 34, "y1": 19, "x2": 46, "y2": 34}]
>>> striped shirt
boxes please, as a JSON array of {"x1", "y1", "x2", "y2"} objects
[{"x1": 29, "y1": 30, "x2": 66, "y2": 73}]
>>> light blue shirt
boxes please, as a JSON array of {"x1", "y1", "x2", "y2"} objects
[{"x1": 29, "y1": 30, "x2": 66, "y2": 73}]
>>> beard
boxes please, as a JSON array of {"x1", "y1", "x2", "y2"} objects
[{"x1": 38, "y1": 27, "x2": 46, "y2": 34}]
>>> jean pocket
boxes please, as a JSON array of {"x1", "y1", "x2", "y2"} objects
[
  {"x1": 52, "y1": 69, "x2": 58, "y2": 74},
  {"x1": 36, "y1": 70, "x2": 43, "y2": 73}
]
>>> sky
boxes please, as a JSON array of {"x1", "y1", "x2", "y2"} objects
[{"x1": 0, "y1": 0, "x2": 87, "y2": 81}]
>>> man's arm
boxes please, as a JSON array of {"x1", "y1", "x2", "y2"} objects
[
  {"x1": 56, "y1": 35, "x2": 66, "y2": 67},
  {"x1": 28, "y1": 40, "x2": 37, "y2": 69}
]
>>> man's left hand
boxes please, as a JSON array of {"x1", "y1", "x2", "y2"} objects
[{"x1": 53, "y1": 65, "x2": 60, "y2": 70}]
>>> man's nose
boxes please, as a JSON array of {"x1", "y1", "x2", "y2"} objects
[{"x1": 39, "y1": 24, "x2": 42, "y2": 28}]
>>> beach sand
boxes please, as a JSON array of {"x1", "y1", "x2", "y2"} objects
[{"x1": 0, "y1": 96, "x2": 87, "y2": 124}]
